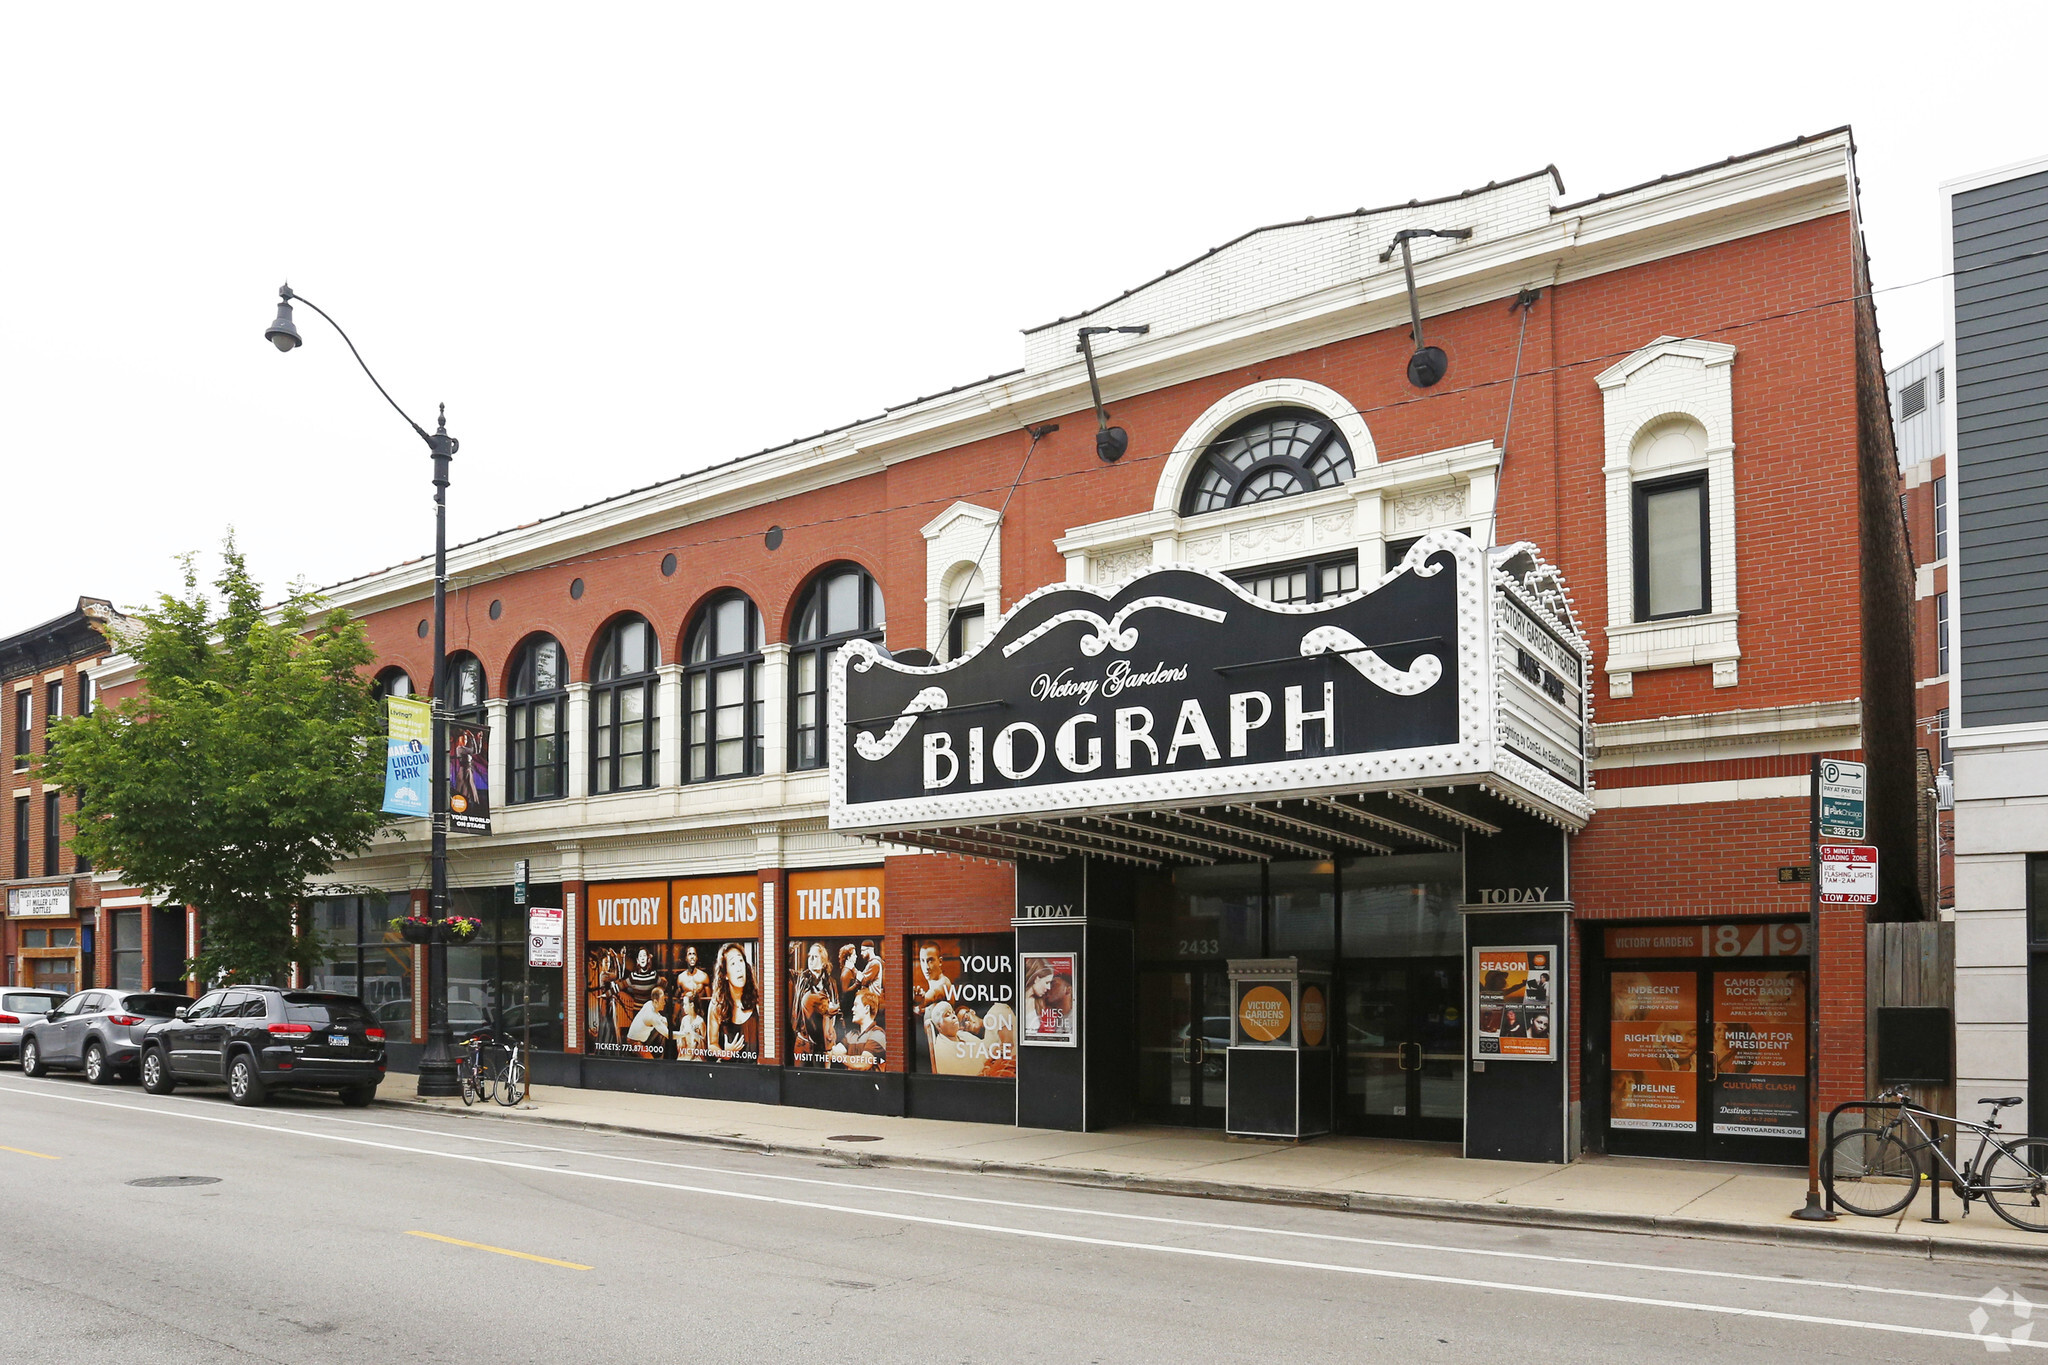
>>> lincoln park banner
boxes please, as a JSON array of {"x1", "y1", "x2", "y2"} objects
[
  {"x1": 382, "y1": 695, "x2": 432, "y2": 818},
  {"x1": 829, "y1": 532, "x2": 1594, "y2": 834}
]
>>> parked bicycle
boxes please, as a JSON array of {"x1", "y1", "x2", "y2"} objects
[
  {"x1": 457, "y1": 1029, "x2": 526, "y2": 1108},
  {"x1": 1823, "y1": 1087, "x2": 2048, "y2": 1232}
]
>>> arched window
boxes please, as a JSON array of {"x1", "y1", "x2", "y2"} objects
[
  {"x1": 370, "y1": 667, "x2": 414, "y2": 701},
  {"x1": 590, "y1": 615, "x2": 659, "y2": 794},
  {"x1": 1179, "y1": 408, "x2": 1354, "y2": 516},
  {"x1": 507, "y1": 636, "x2": 567, "y2": 803},
  {"x1": 790, "y1": 565, "x2": 884, "y2": 770},
  {"x1": 684, "y1": 593, "x2": 763, "y2": 782},
  {"x1": 445, "y1": 653, "x2": 488, "y2": 726}
]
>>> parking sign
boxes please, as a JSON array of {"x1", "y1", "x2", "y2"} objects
[
  {"x1": 527, "y1": 907, "x2": 565, "y2": 968},
  {"x1": 1818, "y1": 759, "x2": 1866, "y2": 841},
  {"x1": 1818, "y1": 843, "x2": 1878, "y2": 905}
]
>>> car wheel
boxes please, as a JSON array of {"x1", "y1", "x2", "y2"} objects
[
  {"x1": 84, "y1": 1041, "x2": 116, "y2": 1085},
  {"x1": 340, "y1": 1084, "x2": 377, "y2": 1108},
  {"x1": 140, "y1": 1048, "x2": 177, "y2": 1095},
  {"x1": 19, "y1": 1038, "x2": 45, "y2": 1078},
  {"x1": 227, "y1": 1054, "x2": 267, "y2": 1107}
]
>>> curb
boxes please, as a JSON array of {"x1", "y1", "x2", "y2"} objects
[{"x1": 377, "y1": 1097, "x2": 2048, "y2": 1269}]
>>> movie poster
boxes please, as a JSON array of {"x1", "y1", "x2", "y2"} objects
[
  {"x1": 911, "y1": 935, "x2": 1017, "y2": 1077},
  {"x1": 1473, "y1": 947, "x2": 1555, "y2": 1059},
  {"x1": 1711, "y1": 969, "x2": 1807, "y2": 1138},
  {"x1": 787, "y1": 868, "x2": 887, "y2": 1071},
  {"x1": 1609, "y1": 971, "x2": 1699, "y2": 1131},
  {"x1": 1020, "y1": 953, "x2": 1078, "y2": 1047},
  {"x1": 448, "y1": 719, "x2": 491, "y2": 834}
]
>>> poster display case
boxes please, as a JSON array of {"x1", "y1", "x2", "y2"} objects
[{"x1": 1224, "y1": 958, "x2": 1332, "y2": 1140}]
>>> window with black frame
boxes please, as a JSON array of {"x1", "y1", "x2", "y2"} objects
[
  {"x1": 446, "y1": 652, "x2": 488, "y2": 726},
  {"x1": 790, "y1": 565, "x2": 884, "y2": 770},
  {"x1": 685, "y1": 592, "x2": 764, "y2": 781},
  {"x1": 445, "y1": 884, "x2": 566, "y2": 1049},
  {"x1": 1230, "y1": 552, "x2": 1359, "y2": 606},
  {"x1": 591, "y1": 615, "x2": 659, "y2": 793},
  {"x1": 304, "y1": 894, "x2": 414, "y2": 1038},
  {"x1": 1180, "y1": 408, "x2": 1354, "y2": 516},
  {"x1": 370, "y1": 667, "x2": 414, "y2": 701},
  {"x1": 508, "y1": 636, "x2": 568, "y2": 803},
  {"x1": 1631, "y1": 472, "x2": 1710, "y2": 620}
]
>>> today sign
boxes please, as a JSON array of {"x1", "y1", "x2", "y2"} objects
[{"x1": 1817, "y1": 759, "x2": 1866, "y2": 841}]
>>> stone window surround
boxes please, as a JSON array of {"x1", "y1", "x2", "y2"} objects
[
  {"x1": 1596, "y1": 337, "x2": 1741, "y2": 698},
  {"x1": 1052, "y1": 377, "x2": 1500, "y2": 589},
  {"x1": 921, "y1": 501, "x2": 1004, "y2": 659}
]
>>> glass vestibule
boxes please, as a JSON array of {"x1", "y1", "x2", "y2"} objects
[{"x1": 1129, "y1": 852, "x2": 1466, "y2": 1139}]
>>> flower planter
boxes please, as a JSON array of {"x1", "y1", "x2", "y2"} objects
[{"x1": 397, "y1": 919, "x2": 435, "y2": 945}]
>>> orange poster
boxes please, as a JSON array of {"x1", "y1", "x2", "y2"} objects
[
  {"x1": 1473, "y1": 948, "x2": 1556, "y2": 1059},
  {"x1": 1711, "y1": 970, "x2": 1809, "y2": 1138},
  {"x1": 1609, "y1": 972, "x2": 1698, "y2": 1132}
]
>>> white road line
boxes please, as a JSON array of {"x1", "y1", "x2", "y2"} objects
[
  {"x1": 4, "y1": 1083, "x2": 2031, "y2": 1351},
  {"x1": 46, "y1": 1088, "x2": 1993, "y2": 1308}
]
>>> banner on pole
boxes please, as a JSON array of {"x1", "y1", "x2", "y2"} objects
[
  {"x1": 381, "y1": 696, "x2": 432, "y2": 817},
  {"x1": 448, "y1": 719, "x2": 492, "y2": 834}
]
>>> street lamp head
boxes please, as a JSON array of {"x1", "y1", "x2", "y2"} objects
[{"x1": 264, "y1": 285, "x2": 302, "y2": 353}]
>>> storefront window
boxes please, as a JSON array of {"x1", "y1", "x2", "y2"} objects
[
  {"x1": 1340, "y1": 853, "x2": 1462, "y2": 957},
  {"x1": 446, "y1": 884, "x2": 567, "y2": 1049},
  {"x1": 304, "y1": 894, "x2": 415, "y2": 1039},
  {"x1": 112, "y1": 910, "x2": 143, "y2": 989},
  {"x1": 1269, "y1": 860, "x2": 1335, "y2": 955},
  {"x1": 1143, "y1": 865, "x2": 1262, "y2": 961}
]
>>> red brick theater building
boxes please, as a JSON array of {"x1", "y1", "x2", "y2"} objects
[{"x1": 110, "y1": 129, "x2": 1919, "y2": 1163}]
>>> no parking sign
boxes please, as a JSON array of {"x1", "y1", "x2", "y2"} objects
[{"x1": 527, "y1": 907, "x2": 565, "y2": 968}]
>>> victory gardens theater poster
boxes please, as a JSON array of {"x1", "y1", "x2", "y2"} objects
[{"x1": 586, "y1": 877, "x2": 763, "y2": 1063}]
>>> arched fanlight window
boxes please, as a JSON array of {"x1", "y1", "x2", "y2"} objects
[
  {"x1": 590, "y1": 615, "x2": 659, "y2": 794},
  {"x1": 370, "y1": 667, "x2": 414, "y2": 702},
  {"x1": 445, "y1": 653, "x2": 488, "y2": 726},
  {"x1": 507, "y1": 636, "x2": 567, "y2": 803},
  {"x1": 1179, "y1": 407, "x2": 1354, "y2": 516},
  {"x1": 789, "y1": 564, "x2": 884, "y2": 771},
  {"x1": 684, "y1": 593, "x2": 763, "y2": 782}
]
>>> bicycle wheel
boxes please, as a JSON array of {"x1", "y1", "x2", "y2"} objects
[
  {"x1": 1824, "y1": 1127, "x2": 1921, "y2": 1217},
  {"x1": 459, "y1": 1057, "x2": 478, "y2": 1106},
  {"x1": 496, "y1": 1052, "x2": 525, "y2": 1107},
  {"x1": 1983, "y1": 1138, "x2": 2048, "y2": 1232}
]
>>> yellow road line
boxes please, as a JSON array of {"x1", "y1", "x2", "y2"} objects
[
  {"x1": 405, "y1": 1230, "x2": 590, "y2": 1270},
  {"x1": 0, "y1": 1144, "x2": 58, "y2": 1159}
]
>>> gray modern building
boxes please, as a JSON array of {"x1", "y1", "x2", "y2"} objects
[{"x1": 1946, "y1": 154, "x2": 2048, "y2": 1114}]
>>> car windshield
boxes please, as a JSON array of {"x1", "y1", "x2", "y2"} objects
[
  {"x1": 282, "y1": 994, "x2": 373, "y2": 1029},
  {"x1": 123, "y1": 994, "x2": 192, "y2": 1018},
  {"x1": 3, "y1": 993, "x2": 65, "y2": 1015}
]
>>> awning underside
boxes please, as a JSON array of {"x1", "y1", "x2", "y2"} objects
[{"x1": 865, "y1": 786, "x2": 1514, "y2": 867}]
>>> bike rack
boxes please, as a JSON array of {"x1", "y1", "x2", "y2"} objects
[{"x1": 1823, "y1": 1098, "x2": 1948, "y2": 1223}]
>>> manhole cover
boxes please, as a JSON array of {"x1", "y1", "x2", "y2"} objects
[
  {"x1": 827, "y1": 1134, "x2": 882, "y2": 1143},
  {"x1": 127, "y1": 1176, "x2": 221, "y2": 1188}
]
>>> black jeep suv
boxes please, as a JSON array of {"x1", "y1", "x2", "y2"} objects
[{"x1": 140, "y1": 986, "x2": 386, "y2": 1107}]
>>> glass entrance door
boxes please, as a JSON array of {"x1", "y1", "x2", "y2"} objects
[
  {"x1": 1136, "y1": 966, "x2": 1228, "y2": 1126},
  {"x1": 1342, "y1": 957, "x2": 1464, "y2": 1142}
]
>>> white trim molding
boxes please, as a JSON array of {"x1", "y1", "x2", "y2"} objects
[
  {"x1": 1597, "y1": 336, "x2": 1741, "y2": 695},
  {"x1": 921, "y1": 502, "x2": 1003, "y2": 656},
  {"x1": 1150, "y1": 378, "x2": 1380, "y2": 513}
]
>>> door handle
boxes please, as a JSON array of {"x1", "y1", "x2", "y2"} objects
[{"x1": 1398, "y1": 1042, "x2": 1420, "y2": 1072}]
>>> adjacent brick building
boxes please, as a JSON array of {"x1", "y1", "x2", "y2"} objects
[{"x1": 100, "y1": 129, "x2": 1921, "y2": 1162}]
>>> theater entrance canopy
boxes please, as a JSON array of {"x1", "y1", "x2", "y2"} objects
[{"x1": 828, "y1": 532, "x2": 1593, "y2": 865}]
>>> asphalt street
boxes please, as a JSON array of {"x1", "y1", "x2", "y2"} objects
[{"x1": 3, "y1": 1071, "x2": 2044, "y2": 1363}]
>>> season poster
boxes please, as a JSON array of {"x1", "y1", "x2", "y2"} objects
[
  {"x1": 1609, "y1": 971, "x2": 1699, "y2": 1132},
  {"x1": 1710, "y1": 969, "x2": 1808, "y2": 1138},
  {"x1": 1473, "y1": 948, "x2": 1555, "y2": 1059},
  {"x1": 1021, "y1": 953, "x2": 1078, "y2": 1046},
  {"x1": 911, "y1": 935, "x2": 1017, "y2": 1077},
  {"x1": 787, "y1": 868, "x2": 888, "y2": 1071}
]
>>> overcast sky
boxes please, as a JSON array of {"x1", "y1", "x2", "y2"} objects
[{"x1": 2, "y1": 4, "x2": 2037, "y2": 627}]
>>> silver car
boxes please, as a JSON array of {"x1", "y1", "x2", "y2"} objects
[
  {"x1": 20, "y1": 989, "x2": 192, "y2": 1084},
  {"x1": 0, "y1": 990, "x2": 67, "y2": 1063}
]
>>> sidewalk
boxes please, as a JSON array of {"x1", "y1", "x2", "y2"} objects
[{"x1": 382, "y1": 1082, "x2": 2048, "y2": 1266}]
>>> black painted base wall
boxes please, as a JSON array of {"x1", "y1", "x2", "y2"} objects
[{"x1": 1464, "y1": 909, "x2": 1571, "y2": 1163}]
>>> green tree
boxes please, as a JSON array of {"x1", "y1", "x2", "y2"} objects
[{"x1": 42, "y1": 537, "x2": 387, "y2": 985}]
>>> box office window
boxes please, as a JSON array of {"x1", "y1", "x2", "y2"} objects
[{"x1": 1632, "y1": 473, "x2": 1710, "y2": 620}]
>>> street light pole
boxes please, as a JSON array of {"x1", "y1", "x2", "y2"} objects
[{"x1": 265, "y1": 284, "x2": 463, "y2": 1098}]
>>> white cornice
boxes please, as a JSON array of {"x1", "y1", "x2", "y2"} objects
[{"x1": 296, "y1": 134, "x2": 1855, "y2": 618}]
